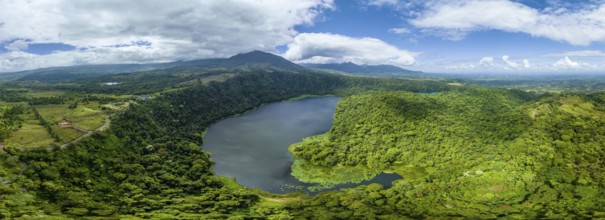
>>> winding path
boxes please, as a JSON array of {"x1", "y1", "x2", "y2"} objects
[
  {"x1": 2, "y1": 115, "x2": 113, "y2": 184},
  {"x1": 59, "y1": 115, "x2": 111, "y2": 149}
]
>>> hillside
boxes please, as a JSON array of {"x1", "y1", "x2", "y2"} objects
[
  {"x1": 305, "y1": 62, "x2": 422, "y2": 77},
  {"x1": 0, "y1": 65, "x2": 454, "y2": 218},
  {"x1": 3, "y1": 51, "x2": 301, "y2": 83},
  {"x1": 226, "y1": 50, "x2": 304, "y2": 71},
  {"x1": 289, "y1": 88, "x2": 605, "y2": 218},
  {"x1": 3, "y1": 56, "x2": 604, "y2": 218}
]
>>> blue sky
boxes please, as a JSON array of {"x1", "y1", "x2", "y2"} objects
[{"x1": 1, "y1": 0, "x2": 605, "y2": 73}]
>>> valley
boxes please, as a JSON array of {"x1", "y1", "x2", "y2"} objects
[
  {"x1": 0, "y1": 51, "x2": 604, "y2": 219},
  {"x1": 4, "y1": 1, "x2": 605, "y2": 219}
]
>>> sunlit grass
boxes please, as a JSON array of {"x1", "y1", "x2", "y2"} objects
[
  {"x1": 36, "y1": 102, "x2": 106, "y2": 131},
  {"x1": 3, "y1": 111, "x2": 56, "y2": 148}
]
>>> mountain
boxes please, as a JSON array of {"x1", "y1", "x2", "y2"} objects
[
  {"x1": 224, "y1": 50, "x2": 303, "y2": 71},
  {"x1": 0, "y1": 51, "x2": 301, "y2": 82},
  {"x1": 3, "y1": 60, "x2": 223, "y2": 82},
  {"x1": 304, "y1": 62, "x2": 422, "y2": 76},
  {"x1": 8, "y1": 64, "x2": 162, "y2": 82}
]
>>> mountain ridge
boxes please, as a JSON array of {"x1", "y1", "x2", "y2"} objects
[
  {"x1": 303, "y1": 62, "x2": 422, "y2": 76},
  {"x1": 1, "y1": 51, "x2": 302, "y2": 82}
]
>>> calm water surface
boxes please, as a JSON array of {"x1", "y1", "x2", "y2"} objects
[{"x1": 203, "y1": 96, "x2": 401, "y2": 194}]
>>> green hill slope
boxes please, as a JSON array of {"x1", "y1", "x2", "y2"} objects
[
  {"x1": 2, "y1": 66, "x2": 604, "y2": 218},
  {"x1": 289, "y1": 88, "x2": 605, "y2": 218}
]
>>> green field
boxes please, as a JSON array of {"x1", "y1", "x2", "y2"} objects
[
  {"x1": 1, "y1": 93, "x2": 127, "y2": 147},
  {"x1": 3, "y1": 112, "x2": 56, "y2": 148},
  {"x1": 1, "y1": 90, "x2": 130, "y2": 148},
  {"x1": 36, "y1": 102, "x2": 107, "y2": 131},
  {"x1": 51, "y1": 124, "x2": 85, "y2": 143}
]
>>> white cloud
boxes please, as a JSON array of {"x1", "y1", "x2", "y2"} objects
[
  {"x1": 523, "y1": 59, "x2": 531, "y2": 69},
  {"x1": 0, "y1": 43, "x2": 185, "y2": 72},
  {"x1": 283, "y1": 33, "x2": 416, "y2": 66},
  {"x1": 545, "y1": 50, "x2": 605, "y2": 57},
  {"x1": 389, "y1": 27, "x2": 411, "y2": 34},
  {"x1": 0, "y1": 0, "x2": 333, "y2": 72},
  {"x1": 445, "y1": 63, "x2": 476, "y2": 70},
  {"x1": 364, "y1": 0, "x2": 399, "y2": 7},
  {"x1": 4, "y1": 40, "x2": 30, "y2": 51},
  {"x1": 502, "y1": 55, "x2": 518, "y2": 69},
  {"x1": 478, "y1": 56, "x2": 494, "y2": 66},
  {"x1": 553, "y1": 56, "x2": 581, "y2": 69},
  {"x1": 410, "y1": 0, "x2": 605, "y2": 46}
]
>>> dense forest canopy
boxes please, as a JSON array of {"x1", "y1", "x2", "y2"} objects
[
  {"x1": 4, "y1": 0, "x2": 605, "y2": 218},
  {"x1": 0, "y1": 68, "x2": 454, "y2": 218},
  {"x1": 0, "y1": 57, "x2": 604, "y2": 218},
  {"x1": 291, "y1": 88, "x2": 605, "y2": 218}
]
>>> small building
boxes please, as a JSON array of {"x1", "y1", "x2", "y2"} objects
[{"x1": 57, "y1": 120, "x2": 73, "y2": 128}]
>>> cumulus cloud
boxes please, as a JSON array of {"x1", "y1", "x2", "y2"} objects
[
  {"x1": 0, "y1": 0, "x2": 333, "y2": 71},
  {"x1": 523, "y1": 59, "x2": 531, "y2": 69},
  {"x1": 445, "y1": 63, "x2": 476, "y2": 70},
  {"x1": 553, "y1": 56, "x2": 581, "y2": 69},
  {"x1": 478, "y1": 56, "x2": 494, "y2": 66},
  {"x1": 0, "y1": 43, "x2": 186, "y2": 72},
  {"x1": 283, "y1": 33, "x2": 416, "y2": 66},
  {"x1": 410, "y1": 0, "x2": 605, "y2": 46},
  {"x1": 502, "y1": 55, "x2": 519, "y2": 69},
  {"x1": 4, "y1": 40, "x2": 30, "y2": 52}
]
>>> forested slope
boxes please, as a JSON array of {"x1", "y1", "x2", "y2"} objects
[
  {"x1": 3, "y1": 64, "x2": 604, "y2": 218},
  {"x1": 0, "y1": 70, "x2": 450, "y2": 218},
  {"x1": 289, "y1": 88, "x2": 605, "y2": 218}
]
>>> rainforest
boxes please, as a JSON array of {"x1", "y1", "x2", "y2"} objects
[
  {"x1": 0, "y1": 51, "x2": 604, "y2": 219},
  {"x1": 3, "y1": 0, "x2": 605, "y2": 219}
]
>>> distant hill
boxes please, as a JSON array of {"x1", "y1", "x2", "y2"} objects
[
  {"x1": 7, "y1": 64, "x2": 162, "y2": 82},
  {"x1": 225, "y1": 50, "x2": 303, "y2": 71},
  {"x1": 304, "y1": 62, "x2": 422, "y2": 76},
  {"x1": 3, "y1": 59, "x2": 224, "y2": 82},
  {"x1": 0, "y1": 51, "x2": 300, "y2": 82}
]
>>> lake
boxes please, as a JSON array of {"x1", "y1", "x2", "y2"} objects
[{"x1": 203, "y1": 96, "x2": 401, "y2": 194}]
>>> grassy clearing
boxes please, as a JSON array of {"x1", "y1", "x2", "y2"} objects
[
  {"x1": 559, "y1": 96, "x2": 604, "y2": 118},
  {"x1": 101, "y1": 101, "x2": 130, "y2": 110},
  {"x1": 5, "y1": 123, "x2": 55, "y2": 148},
  {"x1": 36, "y1": 102, "x2": 107, "y2": 131},
  {"x1": 2, "y1": 97, "x2": 122, "y2": 148},
  {"x1": 51, "y1": 125, "x2": 84, "y2": 143},
  {"x1": 3, "y1": 111, "x2": 56, "y2": 148},
  {"x1": 1, "y1": 89, "x2": 128, "y2": 149}
]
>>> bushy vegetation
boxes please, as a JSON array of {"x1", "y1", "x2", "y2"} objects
[
  {"x1": 0, "y1": 105, "x2": 25, "y2": 141},
  {"x1": 1, "y1": 65, "x2": 604, "y2": 218},
  {"x1": 465, "y1": 74, "x2": 605, "y2": 93},
  {"x1": 290, "y1": 88, "x2": 605, "y2": 218},
  {"x1": 1, "y1": 70, "x2": 406, "y2": 218},
  {"x1": 0, "y1": 88, "x2": 28, "y2": 102}
]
